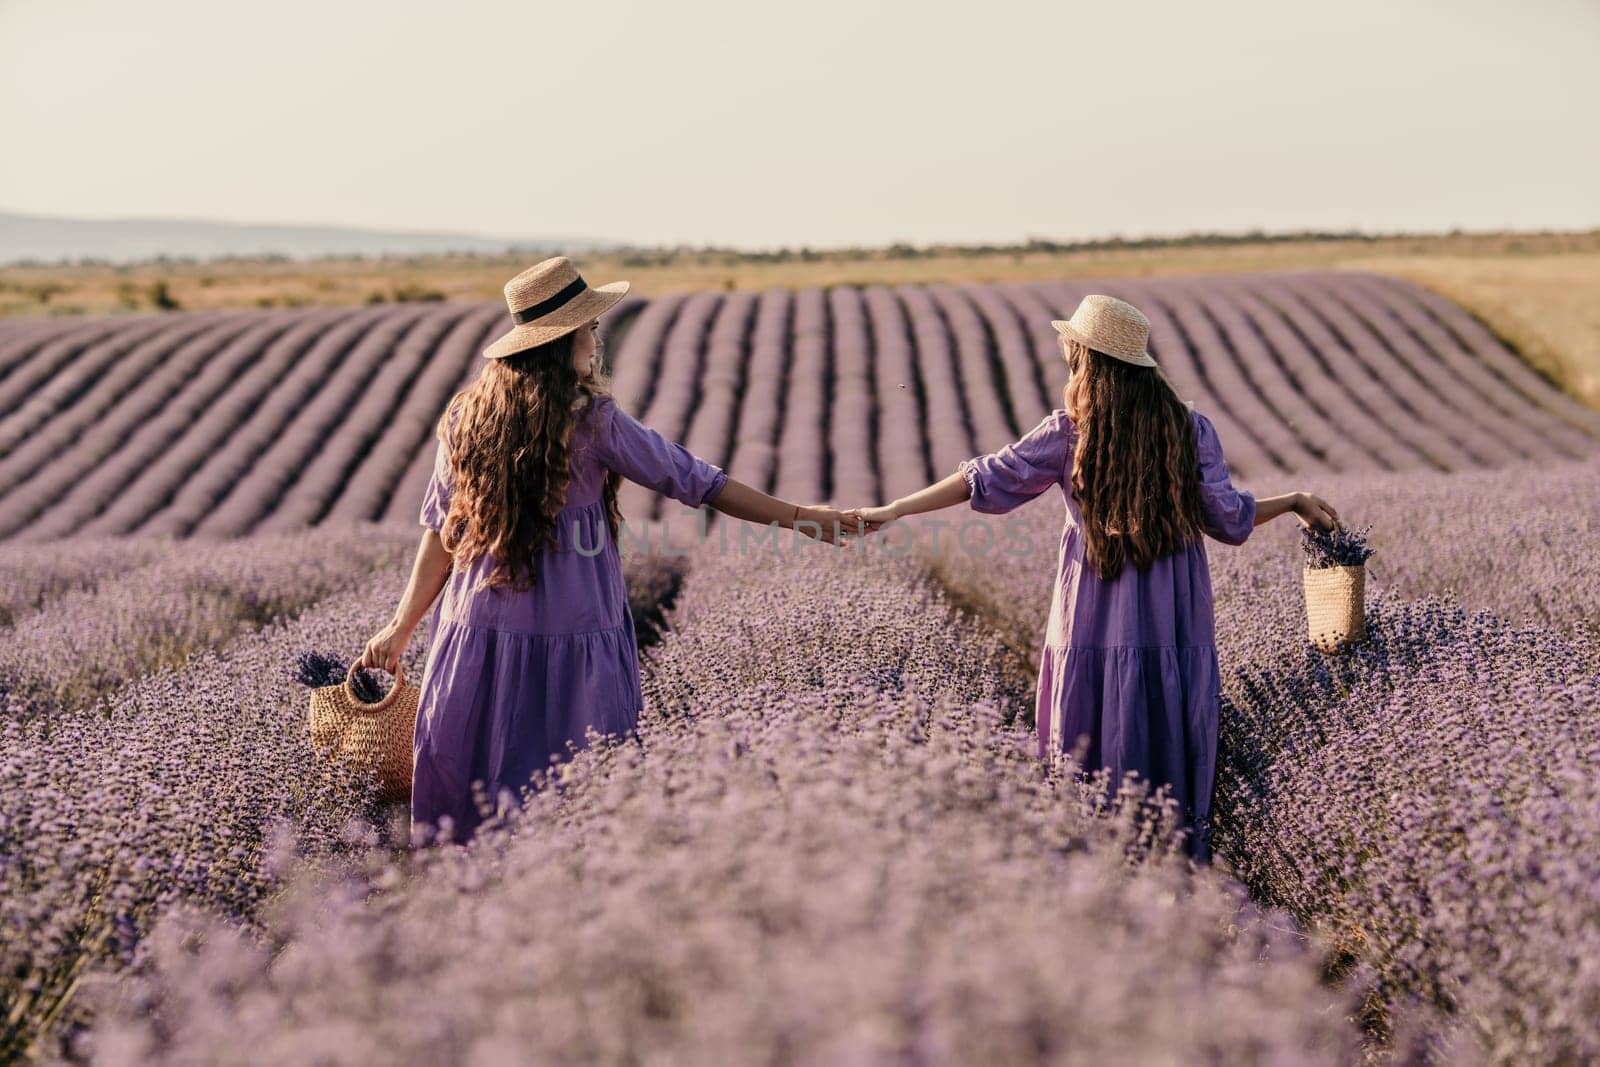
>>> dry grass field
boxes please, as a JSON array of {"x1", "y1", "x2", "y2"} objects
[{"x1": 4, "y1": 230, "x2": 1598, "y2": 410}]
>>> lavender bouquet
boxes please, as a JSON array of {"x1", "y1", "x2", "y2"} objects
[
  {"x1": 1298, "y1": 522, "x2": 1375, "y2": 569},
  {"x1": 1300, "y1": 523, "x2": 1372, "y2": 652},
  {"x1": 293, "y1": 648, "x2": 385, "y2": 703}
]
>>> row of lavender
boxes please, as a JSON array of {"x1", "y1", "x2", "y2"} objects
[
  {"x1": 0, "y1": 299, "x2": 640, "y2": 542},
  {"x1": 608, "y1": 270, "x2": 1600, "y2": 521},
  {"x1": 0, "y1": 530, "x2": 414, "y2": 716},
  {"x1": 4, "y1": 270, "x2": 1596, "y2": 542},
  {"x1": 1214, "y1": 457, "x2": 1600, "y2": 1062}
]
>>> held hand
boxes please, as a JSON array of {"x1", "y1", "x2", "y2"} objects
[
  {"x1": 359, "y1": 618, "x2": 412, "y2": 676},
  {"x1": 793, "y1": 503, "x2": 858, "y2": 545},
  {"x1": 1293, "y1": 491, "x2": 1340, "y2": 532},
  {"x1": 852, "y1": 503, "x2": 899, "y2": 530}
]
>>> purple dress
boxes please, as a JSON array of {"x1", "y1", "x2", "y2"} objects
[
  {"x1": 413, "y1": 392, "x2": 727, "y2": 844},
  {"x1": 959, "y1": 403, "x2": 1257, "y2": 861}
]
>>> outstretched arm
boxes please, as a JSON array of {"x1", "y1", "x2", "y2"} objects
[
  {"x1": 855, "y1": 472, "x2": 969, "y2": 524},
  {"x1": 1194, "y1": 410, "x2": 1339, "y2": 542},
  {"x1": 858, "y1": 411, "x2": 1070, "y2": 523},
  {"x1": 1255, "y1": 491, "x2": 1339, "y2": 530},
  {"x1": 596, "y1": 399, "x2": 852, "y2": 542},
  {"x1": 709, "y1": 478, "x2": 856, "y2": 543}
]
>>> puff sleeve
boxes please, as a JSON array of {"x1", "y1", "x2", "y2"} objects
[
  {"x1": 419, "y1": 413, "x2": 457, "y2": 533},
  {"x1": 958, "y1": 410, "x2": 1073, "y2": 514},
  {"x1": 592, "y1": 396, "x2": 728, "y2": 508},
  {"x1": 1194, "y1": 411, "x2": 1257, "y2": 546}
]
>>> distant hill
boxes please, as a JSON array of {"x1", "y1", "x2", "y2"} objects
[{"x1": 0, "y1": 210, "x2": 616, "y2": 266}]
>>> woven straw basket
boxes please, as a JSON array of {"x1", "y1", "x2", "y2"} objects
[
  {"x1": 308, "y1": 662, "x2": 420, "y2": 803},
  {"x1": 1303, "y1": 564, "x2": 1367, "y2": 653}
]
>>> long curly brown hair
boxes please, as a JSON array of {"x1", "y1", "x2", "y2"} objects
[
  {"x1": 1063, "y1": 338, "x2": 1207, "y2": 581},
  {"x1": 432, "y1": 330, "x2": 623, "y2": 592}
]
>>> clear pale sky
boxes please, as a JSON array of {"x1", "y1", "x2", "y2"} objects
[{"x1": 2, "y1": 0, "x2": 1596, "y2": 249}]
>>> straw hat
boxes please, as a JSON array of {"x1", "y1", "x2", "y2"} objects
[
  {"x1": 1051, "y1": 295, "x2": 1157, "y2": 367},
  {"x1": 483, "y1": 256, "x2": 630, "y2": 360}
]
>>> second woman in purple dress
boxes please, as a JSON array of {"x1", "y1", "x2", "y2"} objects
[{"x1": 856, "y1": 294, "x2": 1340, "y2": 861}]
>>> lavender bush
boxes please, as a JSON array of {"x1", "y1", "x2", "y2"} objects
[
  {"x1": 1, "y1": 529, "x2": 692, "y2": 1062},
  {"x1": 0, "y1": 538, "x2": 176, "y2": 629},
  {"x1": 69, "y1": 685, "x2": 1358, "y2": 1064},
  {"x1": 643, "y1": 536, "x2": 1030, "y2": 718},
  {"x1": 1212, "y1": 588, "x2": 1600, "y2": 1063},
  {"x1": 0, "y1": 582, "x2": 394, "y2": 1061},
  {"x1": 0, "y1": 526, "x2": 415, "y2": 719},
  {"x1": 8, "y1": 449, "x2": 1600, "y2": 1064}
]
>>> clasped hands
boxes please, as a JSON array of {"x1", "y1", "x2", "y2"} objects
[{"x1": 787, "y1": 502, "x2": 900, "y2": 545}]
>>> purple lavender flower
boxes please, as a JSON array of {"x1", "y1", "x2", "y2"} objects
[
  {"x1": 293, "y1": 648, "x2": 383, "y2": 703},
  {"x1": 1300, "y1": 522, "x2": 1375, "y2": 569},
  {"x1": 293, "y1": 648, "x2": 347, "y2": 688}
]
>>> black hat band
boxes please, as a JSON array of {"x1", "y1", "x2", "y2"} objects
[{"x1": 510, "y1": 276, "x2": 588, "y2": 325}]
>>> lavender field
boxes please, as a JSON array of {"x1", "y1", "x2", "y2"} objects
[
  {"x1": 2, "y1": 270, "x2": 1599, "y2": 1065},
  {"x1": 1, "y1": 271, "x2": 1597, "y2": 541}
]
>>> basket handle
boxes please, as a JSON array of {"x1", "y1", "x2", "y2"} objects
[{"x1": 345, "y1": 660, "x2": 406, "y2": 711}]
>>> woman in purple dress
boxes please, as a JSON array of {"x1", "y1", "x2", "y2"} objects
[
  {"x1": 856, "y1": 295, "x2": 1340, "y2": 861},
  {"x1": 360, "y1": 258, "x2": 854, "y2": 846}
]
